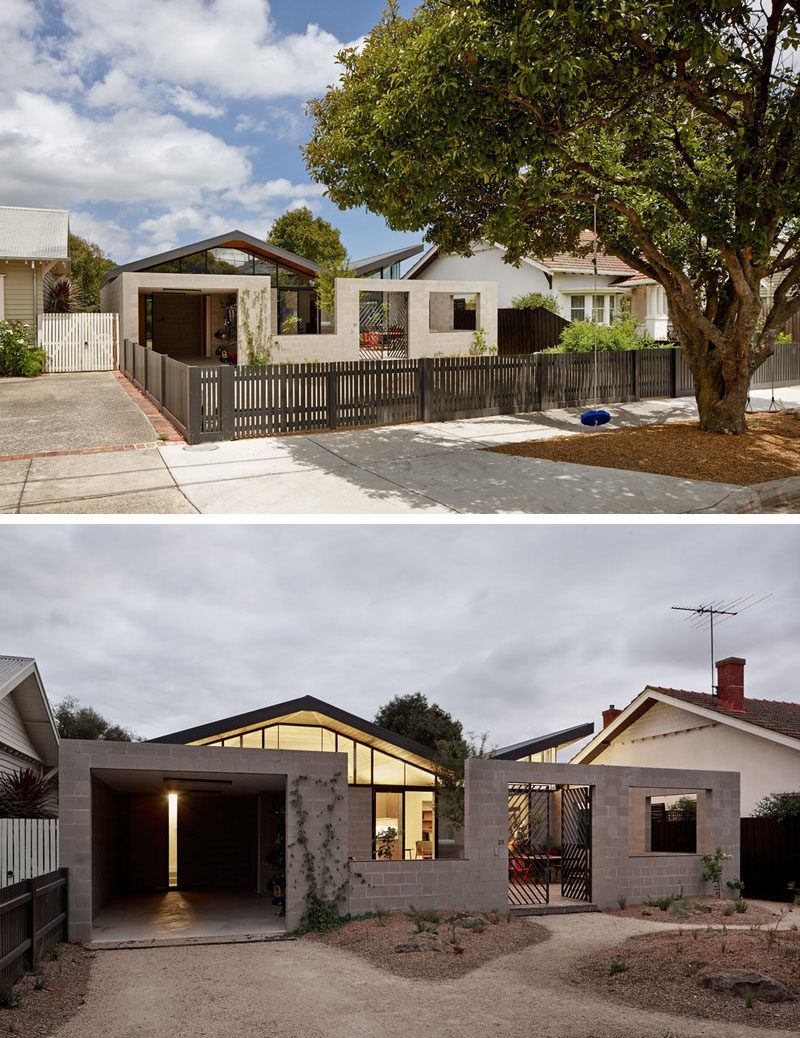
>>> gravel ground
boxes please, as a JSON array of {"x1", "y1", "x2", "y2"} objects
[
  {"x1": 485, "y1": 411, "x2": 800, "y2": 484},
  {"x1": 47, "y1": 913, "x2": 800, "y2": 1038},
  {"x1": 577, "y1": 926, "x2": 800, "y2": 1030},
  {"x1": 605, "y1": 896, "x2": 780, "y2": 927},
  {"x1": 0, "y1": 944, "x2": 91, "y2": 1037},
  {"x1": 306, "y1": 910, "x2": 549, "y2": 979}
]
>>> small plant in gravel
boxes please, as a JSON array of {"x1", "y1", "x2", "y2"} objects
[
  {"x1": 609, "y1": 959, "x2": 629, "y2": 975},
  {"x1": 743, "y1": 985, "x2": 754, "y2": 1009},
  {"x1": 646, "y1": 894, "x2": 679, "y2": 912},
  {"x1": 726, "y1": 876, "x2": 745, "y2": 898},
  {"x1": 617, "y1": 895, "x2": 627, "y2": 909},
  {"x1": 723, "y1": 904, "x2": 735, "y2": 917},
  {"x1": 461, "y1": 918, "x2": 487, "y2": 933},
  {"x1": 668, "y1": 898, "x2": 690, "y2": 922},
  {"x1": 406, "y1": 906, "x2": 441, "y2": 933},
  {"x1": 734, "y1": 899, "x2": 749, "y2": 914},
  {"x1": 701, "y1": 847, "x2": 732, "y2": 898}
]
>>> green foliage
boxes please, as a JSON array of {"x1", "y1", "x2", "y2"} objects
[
  {"x1": 289, "y1": 774, "x2": 349, "y2": 935},
  {"x1": 668, "y1": 897, "x2": 690, "y2": 922},
  {"x1": 753, "y1": 791, "x2": 800, "y2": 822},
  {"x1": 304, "y1": 0, "x2": 800, "y2": 433},
  {"x1": 0, "y1": 768, "x2": 54, "y2": 819},
  {"x1": 54, "y1": 696, "x2": 139, "y2": 741},
  {"x1": 608, "y1": 959, "x2": 629, "y2": 975},
  {"x1": 616, "y1": 896, "x2": 627, "y2": 910},
  {"x1": 0, "y1": 321, "x2": 46, "y2": 377},
  {"x1": 734, "y1": 899, "x2": 748, "y2": 914},
  {"x1": 315, "y1": 256, "x2": 356, "y2": 319},
  {"x1": 406, "y1": 906, "x2": 440, "y2": 933},
  {"x1": 433, "y1": 733, "x2": 491, "y2": 832},
  {"x1": 375, "y1": 825, "x2": 399, "y2": 860},
  {"x1": 547, "y1": 302, "x2": 653, "y2": 353},
  {"x1": 69, "y1": 234, "x2": 115, "y2": 313},
  {"x1": 267, "y1": 207, "x2": 347, "y2": 267},
  {"x1": 726, "y1": 876, "x2": 745, "y2": 896},
  {"x1": 469, "y1": 327, "x2": 495, "y2": 355},
  {"x1": 777, "y1": 332, "x2": 792, "y2": 344},
  {"x1": 45, "y1": 277, "x2": 83, "y2": 314},
  {"x1": 701, "y1": 847, "x2": 732, "y2": 899},
  {"x1": 374, "y1": 693, "x2": 463, "y2": 749},
  {"x1": 669, "y1": 796, "x2": 698, "y2": 821},
  {"x1": 511, "y1": 293, "x2": 561, "y2": 314}
]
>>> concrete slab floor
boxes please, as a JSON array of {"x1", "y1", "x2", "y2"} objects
[{"x1": 91, "y1": 891, "x2": 285, "y2": 944}]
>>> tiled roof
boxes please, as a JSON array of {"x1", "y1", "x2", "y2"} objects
[
  {"x1": 545, "y1": 231, "x2": 637, "y2": 276},
  {"x1": 649, "y1": 686, "x2": 800, "y2": 741},
  {"x1": 0, "y1": 207, "x2": 69, "y2": 261},
  {"x1": 613, "y1": 273, "x2": 653, "y2": 287}
]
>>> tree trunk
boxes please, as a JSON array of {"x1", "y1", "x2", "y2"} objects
[{"x1": 691, "y1": 345, "x2": 751, "y2": 434}]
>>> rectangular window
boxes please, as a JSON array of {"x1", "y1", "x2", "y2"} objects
[
  {"x1": 592, "y1": 295, "x2": 605, "y2": 324},
  {"x1": 277, "y1": 725, "x2": 323, "y2": 752},
  {"x1": 263, "y1": 726, "x2": 279, "y2": 749},
  {"x1": 374, "y1": 791, "x2": 403, "y2": 860},
  {"x1": 405, "y1": 791, "x2": 436, "y2": 858},
  {"x1": 278, "y1": 290, "x2": 300, "y2": 334},
  {"x1": 570, "y1": 295, "x2": 586, "y2": 321},
  {"x1": 321, "y1": 728, "x2": 336, "y2": 753},
  {"x1": 336, "y1": 735, "x2": 354, "y2": 783},
  {"x1": 355, "y1": 742, "x2": 372, "y2": 784},
  {"x1": 242, "y1": 730, "x2": 263, "y2": 748},
  {"x1": 650, "y1": 794, "x2": 697, "y2": 853}
]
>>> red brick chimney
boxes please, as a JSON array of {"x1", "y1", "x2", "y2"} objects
[
  {"x1": 602, "y1": 704, "x2": 622, "y2": 728},
  {"x1": 716, "y1": 657, "x2": 746, "y2": 712}
]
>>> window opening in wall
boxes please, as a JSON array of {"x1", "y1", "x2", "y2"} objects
[
  {"x1": 144, "y1": 294, "x2": 153, "y2": 349},
  {"x1": 359, "y1": 291, "x2": 409, "y2": 358},
  {"x1": 373, "y1": 789, "x2": 437, "y2": 860},
  {"x1": 167, "y1": 792, "x2": 178, "y2": 888},
  {"x1": 429, "y1": 292, "x2": 480, "y2": 333},
  {"x1": 650, "y1": 793, "x2": 697, "y2": 853}
]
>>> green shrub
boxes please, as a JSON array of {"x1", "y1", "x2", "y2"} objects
[
  {"x1": 406, "y1": 905, "x2": 441, "y2": 933},
  {"x1": 753, "y1": 791, "x2": 800, "y2": 821},
  {"x1": 546, "y1": 300, "x2": 654, "y2": 354},
  {"x1": 609, "y1": 959, "x2": 629, "y2": 975},
  {"x1": 0, "y1": 321, "x2": 46, "y2": 377},
  {"x1": 734, "y1": 899, "x2": 749, "y2": 914},
  {"x1": 702, "y1": 847, "x2": 732, "y2": 898},
  {"x1": 511, "y1": 292, "x2": 561, "y2": 314}
]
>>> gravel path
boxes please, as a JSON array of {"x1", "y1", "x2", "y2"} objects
[{"x1": 51, "y1": 913, "x2": 795, "y2": 1038}]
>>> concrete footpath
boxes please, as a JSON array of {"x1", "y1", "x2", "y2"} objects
[{"x1": 1, "y1": 387, "x2": 798, "y2": 515}]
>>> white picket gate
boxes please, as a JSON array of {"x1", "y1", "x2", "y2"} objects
[
  {"x1": 0, "y1": 818, "x2": 58, "y2": 887},
  {"x1": 39, "y1": 312, "x2": 118, "y2": 372}
]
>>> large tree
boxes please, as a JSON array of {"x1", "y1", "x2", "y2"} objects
[
  {"x1": 55, "y1": 696, "x2": 139, "y2": 741},
  {"x1": 68, "y1": 234, "x2": 115, "y2": 312},
  {"x1": 374, "y1": 692, "x2": 463, "y2": 749},
  {"x1": 305, "y1": 0, "x2": 800, "y2": 434},
  {"x1": 267, "y1": 206, "x2": 348, "y2": 267}
]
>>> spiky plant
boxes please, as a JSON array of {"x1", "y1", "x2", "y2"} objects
[
  {"x1": 45, "y1": 277, "x2": 83, "y2": 314},
  {"x1": 0, "y1": 768, "x2": 54, "y2": 818}
]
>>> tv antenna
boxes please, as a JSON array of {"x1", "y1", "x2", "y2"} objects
[{"x1": 670, "y1": 595, "x2": 771, "y2": 693}]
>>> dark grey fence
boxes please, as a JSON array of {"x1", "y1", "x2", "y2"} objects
[
  {"x1": 497, "y1": 307, "x2": 571, "y2": 354},
  {"x1": 120, "y1": 339, "x2": 800, "y2": 445},
  {"x1": 0, "y1": 869, "x2": 68, "y2": 989},
  {"x1": 741, "y1": 817, "x2": 800, "y2": 902}
]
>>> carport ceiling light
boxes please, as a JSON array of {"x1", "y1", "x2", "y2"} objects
[{"x1": 163, "y1": 776, "x2": 233, "y2": 788}]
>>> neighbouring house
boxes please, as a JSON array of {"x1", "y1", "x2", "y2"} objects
[
  {"x1": 405, "y1": 235, "x2": 671, "y2": 338},
  {"x1": 100, "y1": 231, "x2": 498, "y2": 364},
  {"x1": 0, "y1": 656, "x2": 59, "y2": 785},
  {"x1": 572, "y1": 657, "x2": 800, "y2": 817},
  {"x1": 0, "y1": 207, "x2": 70, "y2": 327},
  {"x1": 57, "y1": 682, "x2": 741, "y2": 942}
]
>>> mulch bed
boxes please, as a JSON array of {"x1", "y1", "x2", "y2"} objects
[
  {"x1": 577, "y1": 926, "x2": 800, "y2": 1030},
  {"x1": 306, "y1": 910, "x2": 549, "y2": 980},
  {"x1": 0, "y1": 943, "x2": 92, "y2": 1036},
  {"x1": 605, "y1": 896, "x2": 780, "y2": 927},
  {"x1": 485, "y1": 411, "x2": 800, "y2": 485}
]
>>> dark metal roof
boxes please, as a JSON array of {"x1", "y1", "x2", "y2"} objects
[
  {"x1": 149, "y1": 694, "x2": 439, "y2": 762},
  {"x1": 353, "y1": 244, "x2": 423, "y2": 276},
  {"x1": 101, "y1": 230, "x2": 321, "y2": 286},
  {"x1": 493, "y1": 722, "x2": 595, "y2": 760}
]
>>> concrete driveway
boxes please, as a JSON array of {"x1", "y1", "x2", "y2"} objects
[
  {"x1": 0, "y1": 372, "x2": 158, "y2": 455},
  {"x1": 1, "y1": 387, "x2": 797, "y2": 514}
]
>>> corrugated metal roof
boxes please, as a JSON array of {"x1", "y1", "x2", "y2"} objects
[
  {"x1": 0, "y1": 207, "x2": 69, "y2": 261},
  {"x1": 0, "y1": 656, "x2": 35, "y2": 691}
]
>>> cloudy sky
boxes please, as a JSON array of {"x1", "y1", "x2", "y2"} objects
[
  {"x1": 0, "y1": 0, "x2": 418, "y2": 265},
  {"x1": 2, "y1": 523, "x2": 797, "y2": 752}
]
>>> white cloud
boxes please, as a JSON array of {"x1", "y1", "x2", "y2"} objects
[
  {"x1": 0, "y1": 91, "x2": 252, "y2": 207},
  {"x1": 224, "y1": 178, "x2": 326, "y2": 209},
  {"x1": 85, "y1": 70, "x2": 150, "y2": 110},
  {"x1": 69, "y1": 210, "x2": 132, "y2": 262},
  {"x1": 235, "y1": 108, "x2": 304, "y2": 140},
  {"x1": 62, "y1": 0, "x2": 356, "y2": 101},
  {"x1": 167, "y1": 87, "x2": 225, "y2": 119}
]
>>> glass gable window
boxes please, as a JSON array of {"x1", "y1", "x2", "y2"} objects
[
  {"x1": 208, "y1": 248, "x2": 254, "y2": 274},
  {"x1": 181, "y1": 251, "x2": 207, "y2": 274},
  {"x1": 140, "y1": 249, "x2": 316, "y2": 281}
]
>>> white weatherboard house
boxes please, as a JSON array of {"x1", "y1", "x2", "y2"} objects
[
  {"x1": 572, "y1": 657, "x2": 800, "y2": 816},
  {"x1": 405, "y1": 233, "x2": 671, "y2": 339},
  {"x1": 0, "y1": 207, "x2": 70, "y2": 327},
  {"x1": 0, "y1": 657, "x2": 59, "y2": 784}
]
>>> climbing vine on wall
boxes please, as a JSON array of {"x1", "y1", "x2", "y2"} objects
[
  {"x1": 288, "y1": 773, "x2": 350, "y2": 933},
  {"x1": 239, "y1": 287, "x2": 271, "y2": 365}
]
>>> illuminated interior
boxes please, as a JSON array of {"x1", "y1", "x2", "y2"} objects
[
  {"x1": 167, "y1": 792, "x2": 178, "y2": 888},
  {"x1": 374, "y1": 790, "x2": 436, "y2": 860}
]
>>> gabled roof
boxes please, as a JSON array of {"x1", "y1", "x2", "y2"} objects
[
  {"x1": 572, "y1": 685, "x2": 800, "y2": 764},
  {"x1": 0, "y1": 656, "x2": 60, "y2": 767},
  {"x1": 0, "y1": 206, "x2": 69, "y2": 262},
  {"x1": 149, "y1": 694, "x2": 439, "y2": 769},
  {"x1": 353, "y1": 244, "x2": 423, "y2": 277},
  {"x1": 101, "y1": 230, "x2": 321, "y2": 286},
  {"x1": 493, "y1": 721, "x2": 595, "y2": 760}
]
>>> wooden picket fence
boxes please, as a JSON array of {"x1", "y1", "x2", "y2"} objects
[
  {"x1": 39, "y1": 313, "x2": 118, "y2": 372},
  {"x1": 0, "y1": 869, "x2": 68, "y2": 989},
  {"x1": 0, "y1": 819, "x2": 58, "y2": 888},
  {"x1": 120, "y1": 339, "x2": 800, "y2": 445}
]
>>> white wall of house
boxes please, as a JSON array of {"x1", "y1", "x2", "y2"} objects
[
  {"x1": 411, "y1": 245, "x2": 551, "y2": 307},
  {"x1": 550, "y1": 273, "x2": 631, "y2": 324},
  {"x1": 0, "y1": 690, "x2": 46, "y2": 784},
  {"x1": 584, "y1": 700, "x2": 800, "y2": 816}
]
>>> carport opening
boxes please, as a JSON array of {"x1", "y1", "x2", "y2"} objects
[{"x1": 91, "y1": 769, "x2": 286, "y2": 941}]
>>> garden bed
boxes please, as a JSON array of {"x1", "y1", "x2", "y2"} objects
[
  {"x1": 0, "y1": 943, "x2": 92, "y2": 1037},
  {"x1": 305, "y1": 909, "x2": 549, "y2": 980},
  {"x1": 605, "y1": 896, "x2": 780, "y2": 927},
  {"x1": 485, "y1": 411, "x2": 800, "y2": 485},
  {"x1": 577, "y1": 926, "x2": 800, "y2": 1030}
]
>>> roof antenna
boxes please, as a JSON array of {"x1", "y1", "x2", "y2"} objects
[{"x1": 670, "y1": 596, "x2": 771, "y2": 694}]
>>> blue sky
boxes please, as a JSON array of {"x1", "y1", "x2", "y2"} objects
[{"x1": 0, "y1": 0, "x2": 419, "y2": 266}]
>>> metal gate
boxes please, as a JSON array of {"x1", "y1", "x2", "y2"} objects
[
  {"x1": 359, "y1": 291, "x2": 409, "y2": 359},
  {"x1": 561, "y1": 785, "x2": 592, "y2": 901},
  {"x1": 508, "y1": 784, "x2": 553, "y2": 906}
]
